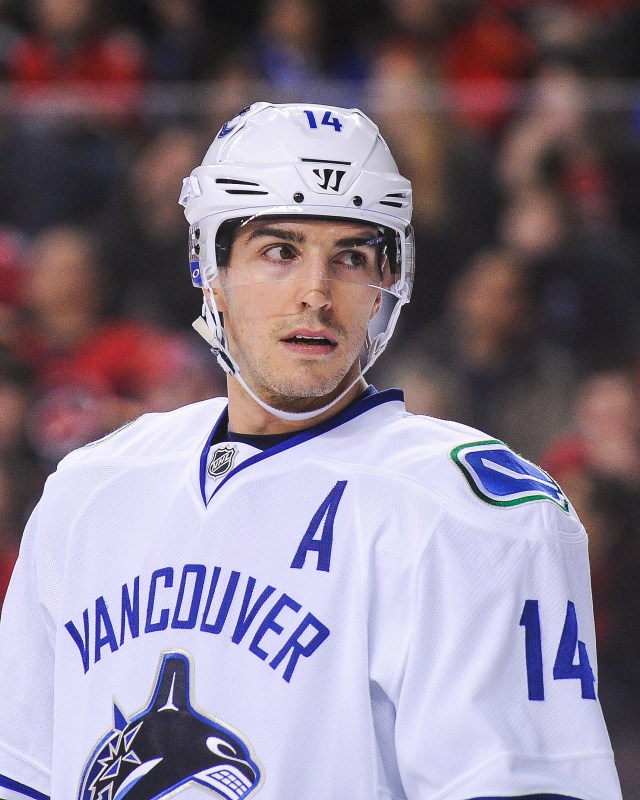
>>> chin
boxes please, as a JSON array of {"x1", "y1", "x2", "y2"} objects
[{"x1": 262, "y1": 375, "x2": 346, "y2": 407}]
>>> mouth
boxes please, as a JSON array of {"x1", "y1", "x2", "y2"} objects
[{"x1": 281, "y1": 330, "x2": 338, "y2": 354}]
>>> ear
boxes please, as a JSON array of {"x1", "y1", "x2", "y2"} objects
[{"x1": 204, "y1": 283, "x2": 227, "y2": 314}]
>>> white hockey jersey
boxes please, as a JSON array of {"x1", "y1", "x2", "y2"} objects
[{"x1": 0, "y1": 389, "x2": 622, "y2": 800}]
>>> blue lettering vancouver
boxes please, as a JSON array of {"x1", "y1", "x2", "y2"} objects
[{"x1": 65, "y1": 564, "x2": 330, "y2": 683}]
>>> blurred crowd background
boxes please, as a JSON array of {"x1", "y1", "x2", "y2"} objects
[{"x1": 0, "y1": 0, "x2": 639, "y2": 793}]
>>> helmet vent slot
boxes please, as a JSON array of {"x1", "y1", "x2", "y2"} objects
[
  {"x1": 216, "y1": 178, "x2": 261, "y2": 185},
  {"x1": 379, "y1": 192, "x2": 409, "y2": 208},
  {"x1": 215, "y1": 177, "x2": 269, "y2": 195},
  {"x1": 300, "y1": 157, "x2": 352, "y2": 166}
]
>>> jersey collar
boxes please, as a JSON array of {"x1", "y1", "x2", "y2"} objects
[{"x1": 199, "y1": 387, "x2": 403, "y2": 506}]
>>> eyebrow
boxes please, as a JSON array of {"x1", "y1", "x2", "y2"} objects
[
  {"x1": 244, "y1": 225, "x2": 380, "y2": 248},
  {"x1": 245, "y1": 226, "x2": 305, "y2": 244}
]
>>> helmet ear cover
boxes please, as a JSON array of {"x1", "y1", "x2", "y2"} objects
[{"x1": 213, "y1": 215, "x2": 400, "y2": 276}]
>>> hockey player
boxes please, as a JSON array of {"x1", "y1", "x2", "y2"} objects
[{"x1": 0, "y1": 103, "x2": 622, "y2": 800}]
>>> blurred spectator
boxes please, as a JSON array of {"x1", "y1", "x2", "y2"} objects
[
  {"x1": 375, "y1": 247, "x2": 578, "y2": 462},
  {"x1": 600, "y1": 112, "x2": 640, "y2": 247},
  {"x1": 376, "y1": 1, "x2": 535, "y2": 137},
  {"x1": 498, "y1": 60, "x2": 593, "y2": 193},
  {"x1": 522, "y1": 0, "x2": 639, "y2": 77},
  {"x1": 140, "y1": 0, "x2": 210, "y2": 83},
  {"x1": 253, "y1": 0, "x2": 329, "y2": 90},
  {"x1": 319, "y1": 0, "x2": 384, "y2": 83},
  {"x1": 0, "y1": 350, "x2": 41, "y2": 517},
  {"x1": 599, "y1": 3, "x2": 640, "y2": 79},
  {"x1": 0, "y1": 121, "x2": 126, "y2": 234},
  {"x1": 499, "y1": 182, "x2": 640, "y2": 369},
  {"x1": 0, "y1": 0, "x2": 146, "y2": 234},
  {"x1": 544, "y1": 368, "x2": 640, "y2": 500},
  {"x1": 200, "y1": 51, "x2": 264, "y2": 134},
  {"x1": 0, "y1": 352, "x2": 39, "y2": 608},
  {"x1": 0, "y1": 0, "x2": 21, "y2": 79},
  {"x1": 0, "y1": 227, "x2": 25, "y2": 308},
  {"x1": 441, "y1": 3, "x2": 536, "y2": 137},
  {"x1": 370, "y1": 353, "x2": 460, "y2": 424},
  {"x1": 0, "y1": 226, "x2": 27, "y2": 353},
  {"x1": 99, "y1": 125, "x2": 206, "y2": 330},
  {"x1": 12, "y1": 224, "x2": 223, "y2": 465},
  {"x1": 0, "y1": 535, "x2": 17, "y2": 608},
  {"x1": 380, "y1": 0, "x2": 449, "y2": 42},
  {"x1": 541, "y1": 367, "x2": 640, "y2": 799},
  {"x1": 8, "y1": 0, "x2": 146, "y2": 122},
  {"x1": 0, "y1": 352, "x2": 37, "y2": 471},
  {"x1": 497, "y1": 58, "x2": 627, "y2": 235},
  {"x1": 369, "y1": 38, "x2": 502, "y2": 334},
  {"x1": 497, "y1": 57, "x2": 640, "y2": 308},
  {"x1": 374, "y1": 0, "x2": 453, "y2": 86}
]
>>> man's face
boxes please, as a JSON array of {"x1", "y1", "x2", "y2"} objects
[{"x1": 209, "y1": 217, "x2": 384, "y2": 412}]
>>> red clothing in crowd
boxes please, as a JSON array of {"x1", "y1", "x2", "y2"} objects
[
  {"x1": 0, "y1": 548, "x2": 18, "y2": 608},
  {"x1": 442, "y1": 7, "x2": 535, "y2": 136},
  {"x1": 16, "y1": 319, "x2": 196, "y2": 459},
  {"x1": 9, "y1": 30, "x2": 146, "y2": 118}
]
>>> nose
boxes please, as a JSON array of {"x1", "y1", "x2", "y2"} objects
[{"x1": 296, "y1": 253, "x2": 332, "y2": 309}]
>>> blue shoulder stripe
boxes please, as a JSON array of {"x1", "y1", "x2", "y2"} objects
[{"x1": 0, "y1": 774, "x2": 49, "y2": 800}]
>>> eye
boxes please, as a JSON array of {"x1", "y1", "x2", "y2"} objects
[
  {"x1": 263, "y1": 243, "x2": 298, "y2": 262},
  {"x1": 335, "y1": 249, "x2": 370, "y2": 269}
]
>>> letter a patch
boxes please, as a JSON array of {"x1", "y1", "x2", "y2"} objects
[{"x1": 290, "y1": 481, "x2": 348, "y2": 572}]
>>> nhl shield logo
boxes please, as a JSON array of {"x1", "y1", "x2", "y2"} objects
[{"x1": 208, "y1": 445, "x2": 237, "y2": 479}]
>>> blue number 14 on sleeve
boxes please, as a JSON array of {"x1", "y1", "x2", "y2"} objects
[{"x1": 519, "y1": 599, "x2": 596, "y2": 701}]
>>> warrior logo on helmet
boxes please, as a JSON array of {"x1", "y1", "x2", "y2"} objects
[{"x1": 312, "y1": 168, "x2": 346, "y2": 192}]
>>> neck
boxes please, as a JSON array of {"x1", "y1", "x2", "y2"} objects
[{"x1": 226, "y1": 374, "x2": 369, "y2": 435}]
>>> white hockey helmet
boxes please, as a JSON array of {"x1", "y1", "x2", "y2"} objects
[{"x1": 179, "y1": 101, "x2": 414, "y2": 420}]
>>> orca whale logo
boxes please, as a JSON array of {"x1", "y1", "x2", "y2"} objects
[{"x1": 78, "y1": 652, "x2": 262, "y2": 800}]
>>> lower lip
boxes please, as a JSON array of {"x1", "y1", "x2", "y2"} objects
[{"x1": 281, "y1": 340, "x2": 337, "y2": 356}]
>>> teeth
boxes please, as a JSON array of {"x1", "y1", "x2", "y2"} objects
[{"x1": 294, "y1": 335, "x2": 324, "y2": 341}]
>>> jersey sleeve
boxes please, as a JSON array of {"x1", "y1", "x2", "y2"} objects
[
  {"x1": 393, "y1": 507, "x2": 622, "y2": 800},
  {"x1": 0, "y1": 504, "x2": 52, "y2": 800}
]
